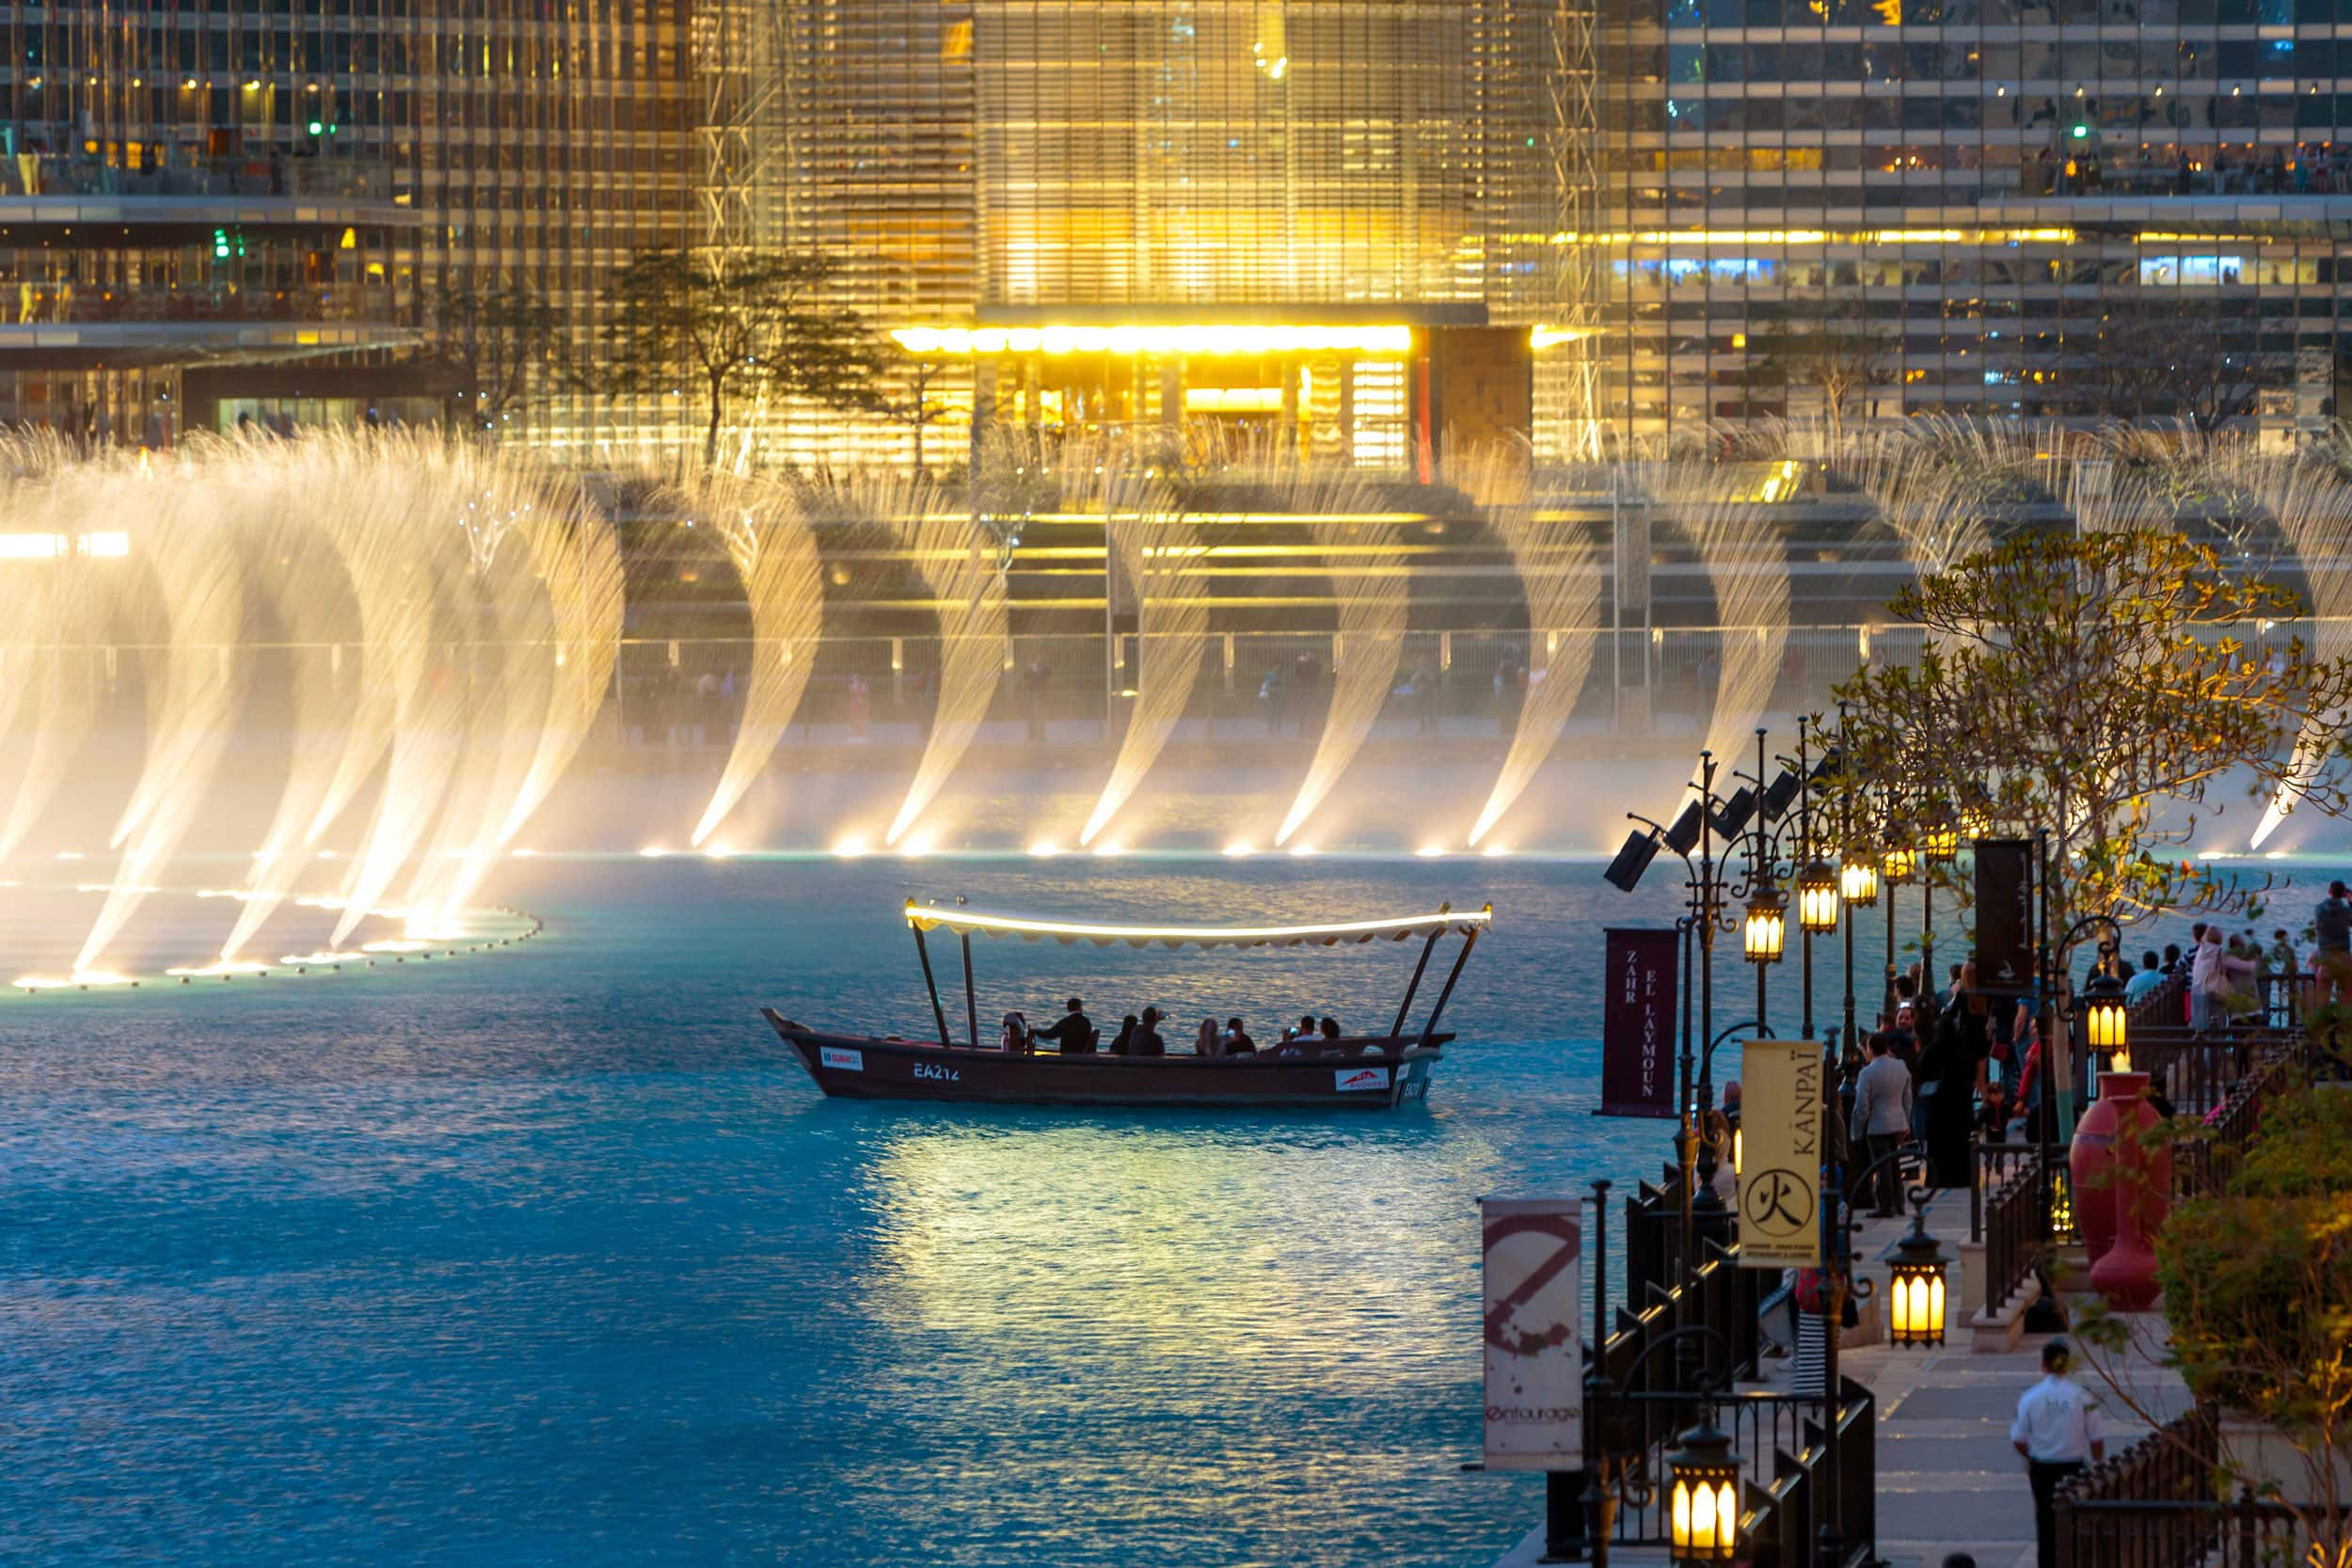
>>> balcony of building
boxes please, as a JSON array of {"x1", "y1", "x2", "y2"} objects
[
  {"x1": 0, "y1": 155, "x2": 422, "y2": 243},
  {"x1": 0, "y1": 282, "x2": 418, "y2": 368}
]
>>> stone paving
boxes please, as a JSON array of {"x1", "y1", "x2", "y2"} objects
[{"x1": 1830, "y1": 1192, "x2": 2186, "y2": 1568}]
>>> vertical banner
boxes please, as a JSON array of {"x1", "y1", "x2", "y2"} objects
[
  {"x1": 1482, "y1": 1198, "x2": 1583, "y2": 1470},
  {"x1": 1599, "y1": 927, "x2": 1678, "y2": 1118},
  {"x1": 1975, "y1": 837, "x2": 2037, "y2": 996},
  {"x1": 1737, "y1": 1040, "x2": 1824, "y2": 1269}
]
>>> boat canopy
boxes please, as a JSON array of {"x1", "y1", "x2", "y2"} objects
[{"x1": 903, "y1": 902, "x2": 1493, "y2": 950}]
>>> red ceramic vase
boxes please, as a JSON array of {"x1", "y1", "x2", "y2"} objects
[
  {"x1": 2067, "y1": 1069, "x2": 2169, "y2": 1266},
  {"x1": 2083, "y1": 1071, "x2": 2168, "y2": 1310}
]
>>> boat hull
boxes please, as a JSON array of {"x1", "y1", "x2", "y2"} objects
[{"x1": 763, "y1": 1010, "x2": 1440, "y2": 1109}]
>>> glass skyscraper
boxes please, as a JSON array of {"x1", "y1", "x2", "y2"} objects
[
  {"x1": 759, "y1": 1, "x2": 1595, "y2": 466},
  {"x1": 1597, "y1": 0, "x2": 2352, "y2": 446},
  {"x1": 0, "y1": 0, "x2": 695, "y2": 447}
]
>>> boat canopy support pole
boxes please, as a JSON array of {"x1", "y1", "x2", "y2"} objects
[
  {"x1": 961, "y1": 932, "x2": 980, "y2": 1050},
  {"x1": 1391, "y1": 924, "x2": 1445, "y2": 1038},
  {"x1": 913, "y1": 925, "x2": 952, "y2": 1048},
  {"x1": 1420, "y1": 928, "x2": 1480, "y2": 1044}
]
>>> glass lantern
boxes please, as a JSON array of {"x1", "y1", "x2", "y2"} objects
[
  {"x1": 1667, "y1": 1420, "x2": 1741, "y2": 1565},
  {"x1": 1796, "y1": 858, "x2": 1840, "y2": 934},
  {"x1": 1742, "y1": 887, "x2": 1787, "y2": 964},
  {"x1": 1882, "y1": 843, "x2": 1917, "y2": 885},
  {"x1": 1840, "y1": 858, "x2": 1879, "y2": 909},
  {"x1": 1887, "y1": 1213, "x2": 1951, "y2": 1347},
  {"x1": 2081, "y1": 971, "x2": 2129, "y2": 1070}
]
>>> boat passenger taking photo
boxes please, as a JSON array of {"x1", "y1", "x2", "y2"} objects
[
  {"x1": 1224, "y1": 1017, "x2": 1257, "y2": 1055},
  {"x1": 1030, "y1": 997, "x2": 1096, "y2": 1053}
]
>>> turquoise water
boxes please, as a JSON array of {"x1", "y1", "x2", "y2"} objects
[{"x1": 0, "y1": 852, "x2": 2019, "y2": 1564}]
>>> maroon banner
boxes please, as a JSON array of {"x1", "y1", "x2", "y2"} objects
[
  {"x1": 1975, "y1": 838, "x2": 2037, "y2": 997},
  {"x1": 1600, "y1": 927, "x2": 1678, "y2": 1118}
]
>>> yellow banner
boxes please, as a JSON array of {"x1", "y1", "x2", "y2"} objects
[{"x1": 1737, "y1": 1039, "x2": 1824, "y2": 1269}]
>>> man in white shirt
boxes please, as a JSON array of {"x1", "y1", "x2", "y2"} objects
[{"x1": 2011, "y1": 1338, "x2": 2108, "y2": 1568}]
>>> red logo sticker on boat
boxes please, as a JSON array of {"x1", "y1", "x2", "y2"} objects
[
  {"x1": 1334, "y1": 1067, "x2": 1391, "y2": 1092},
  {"x1": 818, "y1": 1047, "x2": 865, "y2": 1071}
]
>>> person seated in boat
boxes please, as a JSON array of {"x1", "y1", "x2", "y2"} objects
[
  {"x1": 1314, "y1": 1016, "x2": 1343, "y2": 1053},
  {"x1": 1000, "y1": 1011, "x2": 1030, "y2": 1054},
  {"x1": 1107, "y1": 1014, "x2": 1137, "y2": 1055},
  {"x1": 1029, "y1": 997, "x2": 1095, "y2": 1053},
  {"x1": 1196, "y1": 1018, "x2": 1223, "y2": 1057},
  {"x1": 1134, "y1": 1006, "x2": 1167, "y2": 1056},
  {"x1": 1283, "y1": 1013, "x2": 1315, "y2": 1043},
  {"x1": 1224, "y1": 1016, "x2": 1258, "y2": 1055}
]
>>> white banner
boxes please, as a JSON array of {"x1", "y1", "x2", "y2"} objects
[
  {"x1": 1738, "y1": 1038, "x2": 1824, "y2": 1269},
  {"x1": 1481, "y1": 1197, "x2": 1583, "y2": 1470}
]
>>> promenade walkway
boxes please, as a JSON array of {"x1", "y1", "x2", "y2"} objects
[{"x1": 1493, "y1": 1187, "x2": 2188, "y2": 1568}]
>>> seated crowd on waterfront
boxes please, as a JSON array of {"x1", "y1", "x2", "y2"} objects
[{"x1": 1005, "y1": 999, "x2": 1354, "y2": 1058}]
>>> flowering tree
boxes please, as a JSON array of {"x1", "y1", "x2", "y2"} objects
[{"x1": 1833, "y1": 528, "x2": 2352, "y2": 975}]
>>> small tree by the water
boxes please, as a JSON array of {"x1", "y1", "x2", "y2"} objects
[
  {"x1": 1833, "y1": 528, "x2": 2352, "y2": 974},
  {"x1": 596, "y1": 248, "x2": 882, "y2": 467}
]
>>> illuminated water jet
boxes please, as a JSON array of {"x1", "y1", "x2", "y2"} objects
[
  {"x1": 1459, "y1": 447, "x2": 1601, "y2": 847},
  {"x1": 1079, "y1": 478, "x2": 1208, "y2": 846},
  {"x1": 689, "y1": 469, "x2": 820, "y2": 848},
  {"x1": 1274, "y1": 469, "x2": 1403, "y2": 846}
]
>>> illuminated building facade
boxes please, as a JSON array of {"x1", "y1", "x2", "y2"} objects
[
  {"x1": 760, "y1": 1, "x2": 1597, "y2": 467},
  {"x1": 0, "y1": 0, "x2": 694, "y2": 445},
  {"x1": 1597, "y1": 0, "x2": 2352, "y2": 445}
]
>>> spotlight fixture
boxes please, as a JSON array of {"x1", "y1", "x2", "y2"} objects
[
  {"x1": 1605, "y1": 828, "x2": 1661, "y2": 894},
  {"x1": 1664, "y1": 800, "x2": 1705, "y2": 856},
  {"x1": 1708, "y1": 786, "x2": 1756, "y2": 840},
  {"x1": 1761, "y1": 768, "x2": 1802, "y2": 823}
]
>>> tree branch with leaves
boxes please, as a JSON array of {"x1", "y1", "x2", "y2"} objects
[
  {"x1": 595, "y1": 248, "x2": 884, "y2": 468},
  {"x1": 1833, "y1": 529, "x2": 2352, "y2": 977}
]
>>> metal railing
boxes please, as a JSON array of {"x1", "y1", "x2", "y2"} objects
[
  {"x1": 2056, "y1": 1401, "x2": 2352, "y2": 1568},
  {"x1": 1979, "y1": 1142, "x2": 2048, "y2": 1316},
  {"x1": 1738, "y1": 1379, "x2": 1878, "y2": 1568},
  {"x1": 2171, "y1": 1046, "x2": 2295, "y2": 1204}
]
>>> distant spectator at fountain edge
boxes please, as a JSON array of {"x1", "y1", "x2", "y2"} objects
[
  {"x1": 2190, "y1": 926, "x2": 2229, "y2": 1031},
  {"x1": 2124, "y1": 951, "x2": 2165, "y2": 1005},
  {"x1": 2315, "y1": 881, "x2": 2352, "y2": 1002}
]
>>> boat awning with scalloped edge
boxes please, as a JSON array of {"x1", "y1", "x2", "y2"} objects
[{"x1": 902, "y1": 902, "x2": 1492, "y2": 950}]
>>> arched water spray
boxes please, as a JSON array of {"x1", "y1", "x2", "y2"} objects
[
  {"x1": 0, "y1": 449, "x2": 105, "y2": 866},
  {"x1": 689, "y1": 470, "x2": 820, "y2": 847},
  {"x1": 330, "y1": 469, "x2": 479, "y2": 946},
  {"x1": 217, "y1": 452, "x2": 367, "y2": 959},
  {"x1": 1649, "y1": 462, "x2": 1789, "y2": 777},
  {"x1": 858, "y1": 476, "x2": 1007, "y2": 847},
  {"x1": 499, "y1": 486, "x2": 624, "y2": 847},
  {"x1": 1274, "y1": 467, "x2": 1403, "y2": 847},
  {"x1": 2219, "y1": 447, "x2": 2352, "y2": 847},
  {"x1": 76, "y1": 465, "x2": 247, "y2": 973},
  {"x1": 1464, "y1": 451, "x2": 1601, "y2": 847},
  {"x1": 1080, "y1": 477, "x2": 1207, "y2": 847}
]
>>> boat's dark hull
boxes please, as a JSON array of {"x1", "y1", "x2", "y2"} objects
[{"x1": 763, "y1": 1009, "x2": 1441, "y2": 1108}]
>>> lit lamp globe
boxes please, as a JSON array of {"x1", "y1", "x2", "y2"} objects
[
  {"x1": 1840, "y1": 857, "x2": 1880, "y2": 909},
  {"x1": 1667, "y1": 1420, "x2": 1741, "y2": 1565},
  {"x1": 2082, "y1": 971, "x2": 2130, "y2": 1072},
  {"x1": 1887, "y1": 1212, "x2": 1951, "y2": 1347},
  {"x1": 1796, "y1": 858, "x2": 1840, "y2": 934},
  {"x1": 1882, "y1": 843, "x2": 1917, "y2": 885},
  {"x1": 1925, "y1": 816, "x2": 1960, "y2": 863},
  {"x1": 1742, "y1": 887, "x2": 1787, "y2": 964}
]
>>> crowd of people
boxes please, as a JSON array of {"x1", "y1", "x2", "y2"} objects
[
  {"x1": 1001, "y1": 998, "x2": 1359, "y2": 1060},
  {"x1": 1690, "y1": 883, "x2": 2352, "y2": 1230}
]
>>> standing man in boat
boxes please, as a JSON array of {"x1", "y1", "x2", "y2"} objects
[{"x1": 1029, "y1": 998, "x2": 1097, "y2": 1053}]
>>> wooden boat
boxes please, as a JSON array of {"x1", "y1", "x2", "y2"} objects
[{"x1": 766, "y1": 900, "x2": 1492, "y2": 1109}]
